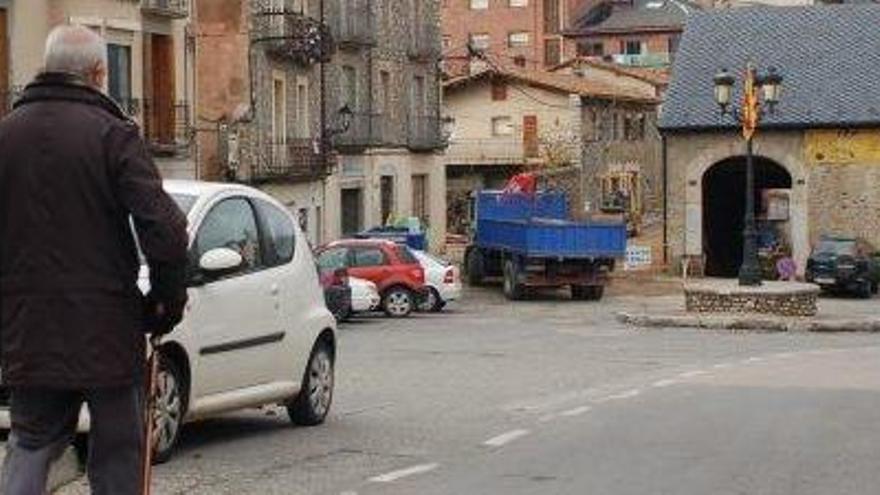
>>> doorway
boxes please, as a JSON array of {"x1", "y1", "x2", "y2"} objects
[
  {"x1": 702, "y1": 156, "x2": 792, "y2": 277},
  {"x1": 144, "y1": 33, "x2": 175, "y2": 146},
  {"x1": 341, "y1": 188, "x2": 363, "y2": 235}
]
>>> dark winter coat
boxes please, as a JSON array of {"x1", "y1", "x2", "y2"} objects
[{"x1": 0, "y1": 72, "x2": 188, "y2": 388}]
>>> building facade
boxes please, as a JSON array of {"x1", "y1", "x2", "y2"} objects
[
  {"x1": 195, "y1": 0, "x2": 447, "y2": 249},
  {"x1": 441, "y1": 0, "x2": 587, "y2": 76},
  {"x1": 0, "y1": 0, "x2": 196, "y2": 177},
  {"x1": 660, "y1": 5, "x2": 880, "y2": 277},
  {"x1": 443, "y1": 66, "x2": 659, "y2": 235}
]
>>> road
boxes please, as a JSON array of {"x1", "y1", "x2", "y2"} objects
[{"x1": 60, "y1": 286, "x2": 880, "y2": 494}]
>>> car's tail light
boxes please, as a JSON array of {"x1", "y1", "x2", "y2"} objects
[
  {"x1": 443, "y1": 268, "x2": 455, "y2": 284},
  {"x1": 411, "y1": 267, "x2": 424, "y2": 282}
]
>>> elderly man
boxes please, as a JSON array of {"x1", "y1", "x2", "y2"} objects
[{"x1": 0, "y1": 25, "x2": 188, "y2": 494}]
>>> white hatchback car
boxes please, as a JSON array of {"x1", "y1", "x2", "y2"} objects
[
  {"x1": 0, "y1": 180, "x2": 337, "y2": 463},
  {"x1": 412, "y1": 250, "x2": 462, "y2": 312}
]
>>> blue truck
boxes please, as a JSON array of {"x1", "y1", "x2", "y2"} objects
[{"x1": 465, "y1": 191, "x2": 627, "y2": 301}]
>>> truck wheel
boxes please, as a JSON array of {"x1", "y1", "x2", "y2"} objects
[
  {"x1": 588, "y1": 285, "x2": 605, "y2": 301},
  {"x1": 503, "y1": 260, "x2": 523, "y2": 301},
  {"x1": 572, "y1": 285, "x2": 604, "y2": 301},
  {"x1": 466, "y1": 249, "x2": 484, "y2": 286}
]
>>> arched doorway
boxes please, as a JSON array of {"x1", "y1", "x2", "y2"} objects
[{"x1": 702, "y1": 156, "x2": 792, "y2": 277}]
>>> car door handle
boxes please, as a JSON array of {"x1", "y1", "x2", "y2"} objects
[{"x1": 270, "y1": 285, "x2": 280, "y2": 296}]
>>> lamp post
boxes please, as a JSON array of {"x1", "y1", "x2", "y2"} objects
[{"x1": 713, "y1": 63, "x2": 783, "y2": 286}]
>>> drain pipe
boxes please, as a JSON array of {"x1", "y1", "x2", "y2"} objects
[{"x1": 662, "y1": 132, "x2": 668, "y2": 266}]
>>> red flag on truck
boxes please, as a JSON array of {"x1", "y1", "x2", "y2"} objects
[{"x1": 501, "y1": 173, "x2": 537, "y2": 196}]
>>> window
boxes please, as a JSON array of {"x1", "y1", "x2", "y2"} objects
[
  {"x1": 470, "y1": 0, "x2": 489, "y2": 9},
  {"x1": 623, "y1": 40, "x2": 644, "y2": 55},
  {"x1": 491, "y1": 80, "x2": 508, "y2": 101},
  {"x1": 380, "y1": 71, "x2": 392, "y2": 116},
  {"x1": 543, "y1": 0, "x2": 560, "y2": 34},
  {"x1": 272, "y1": 77, "x2": 286, "y2": 143},
  {"x1": 492, "y1": 116, "x2": 514, "y2": 136},
  {"x1": 579, "y1": 42, "x2": 603, "y2": 57},
  {"x1": 544, "y1": 38, "x2": 561, "y2": 66},
  {"x1": 412, "y1": 75, "x2": 426, "y2": 116},
  {"x1": 352, "y1": 248, "x2": 388, "y2": 267},
  {"x1": 342, "y1": 65, "x2": 357, "y2": 110},
  {"x1": 469, "y1": 33, "x2": 490, "y2": 51},
  {"x1": 508, "y1": 32, "x2": 530, "y2": 48},
  {"x1": 317, "y1": 247, "x2": 349, "y2": 271},
  {"x1": 380, "y1": 175, "x2": 395, "y2": 224},
  {"x1": 510, "y1": 0, "x2": 528, "y2": 6},
  {"x1": 412, "y1": 174, "x2": 429, "y2": 224},
  {"x1": 295, "y1": 80, "x2": 309, "y2": 138},
  {"x1": 195, "y1": 198, "x2": 262, "y2": 273},
  {"x1": 255, "y1": 200, "x2": 296, "y2": 266},
  {"x1": 397, "y1": 246, "x2": 419, "y2": 265},
  {"x1": 298, "y1": 207, "x2": 309, "y2": 232},
  {"x1": 107, "y1": 44, "x2": 131, "y2": 110},
  {"x1": 668, "y1": 34, "x2": 681, "y2": 55},
  {"x1": 624, "y1": 113, "x2": 646, "y2": 141}
]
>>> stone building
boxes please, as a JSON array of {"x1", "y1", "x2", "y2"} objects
[
  {"x1": 659, "y1": 5, "x2": 880, "y2": 277},
  {"x1": 441, "y1": 0, "x2": 587, "y2": 76},
  {"x1": 443, "y1": 64, "x2": 659, "y2": 234},
  {"x1": 0, "y1": 0, "x2": 196, "y2": 178},
  {"x1": 195, "y1": 0, "x2": 447, "y2": 248}
]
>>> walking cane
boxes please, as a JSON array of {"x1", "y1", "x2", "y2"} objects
[{"x1": 141, "y1": 334, "x2": 161, "y2": 495}]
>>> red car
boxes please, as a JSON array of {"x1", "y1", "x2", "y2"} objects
[{"x1": 315, "y1": 239, "x2": 426, "y2": 317}]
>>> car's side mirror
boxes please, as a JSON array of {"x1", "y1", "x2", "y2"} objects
[{"x1": 190, "y1": 248, "x2": 243, "y2": 286}]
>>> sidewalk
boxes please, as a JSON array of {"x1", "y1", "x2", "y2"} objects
[
  {"x1": 614, "y1": 290, "x2": 880, "y2": 332},
  {"x1": 0, "y1": 445, "x2": 82, "y2": 493}
]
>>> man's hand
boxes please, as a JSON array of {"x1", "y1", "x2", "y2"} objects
[{"x1": 143, "y1": 291, "x2": 188, "y2": 335}]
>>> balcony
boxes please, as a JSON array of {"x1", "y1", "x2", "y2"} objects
[
  {"x1": 252, "y1": 9, "x2": 332, "y2": 66},
  {"x1": 141, "y1": 0, "x2": 189, "y2": 19},
  {"x1": 334, "y1": 113, "x2": 400, "y2": 149},
  {"x1": 407, "y1": 115, "x2": 444, "y2": 151},
  {"x1": 445, "y1": 138, "x2": 543, "y2": 166},
  {"x1": 334, "y1": 0, "x2": 375, "y2": 48},
  {"x1": 251, "y1": 138, "x2": 327, "y2": 182},
  {"x1": 611, "y1": 52, "x2": 671, "y2": 68},
  {"x1": 143, "y1": 100, "x2": 192, "y2": 155}
]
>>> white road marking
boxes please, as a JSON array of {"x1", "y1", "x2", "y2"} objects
[
  {"x1": 773, "y1": 352, "x2": 795, "y2": 359},
  {"x1": 369, "y1": 463, "x2": 440, "y2": 483},
  {"x1": 484, "y1": 429, "x2": 530, "y2": 447},
  {"x1": 713, "y1": 363, "x2": 733, "y2": 369},
  {"x1": 600, "y1": 389, "x2": 641, "y2": 401},
  {"x1": 560, "y1": 405, "x2": 592, "y2": 417},
  {"x1": 678, "y1": 370, "x2": 708, "y2": 379},
  {"x1": 651, "y1": 379, "x2": 679, "y2": 388},
  {"x1": 744, "y1": 357, "x2": 764, "y2": 363}
]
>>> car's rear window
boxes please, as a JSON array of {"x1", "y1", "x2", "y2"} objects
[
  {"x1": 170, "y1": 193, "x2": 198, "y2": 215},
  {"x1": 816, "y1": 239, "x2": 856, "y2": 256}
]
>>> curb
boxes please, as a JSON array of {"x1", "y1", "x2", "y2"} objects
[{"x1": 616, "y1": 312, "x2": 880, "y2": 333}]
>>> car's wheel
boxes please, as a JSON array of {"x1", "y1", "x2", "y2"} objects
[
  {"x1": 151, "y1": 354, "x2": 187, "y2": 464},
  {"x1": 502, "y1": 260, "x2": 523, "y2": 301},
  {"x1": 288, "y1": 342, "x2": 334, "y2": 426},
  {"x1": 332, "y1": 302, "x2": 351, "y2": 322},
  {"x1": 571, "y1": 285, "x2": 589, "y2": 300},
  {"x1": 858, "y1": 280, "x2": 873, "y2": 299},
  {"x1": 383, "y1": 287, "x2": 414, "y2": 317},
  {"x1": 418, "y1": 287, "x2": 444, "y2": 312},
  {"x1": 466, "y1": 249, "x2": 484, "y2": 286},
  {"x1": 872, "y1": 281, "x2": 879, "y2": 295}
]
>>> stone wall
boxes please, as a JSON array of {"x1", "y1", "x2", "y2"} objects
[{"x1": 685, "y1": 283, "x2": 819, "y2": 317}]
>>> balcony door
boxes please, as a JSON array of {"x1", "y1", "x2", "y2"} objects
[
  {"x1": 1, "y1": 8, "x2": 9, "y2": 118},
  {"x1": 145, "y1": 33, "x2": 175, "y2": 145}
]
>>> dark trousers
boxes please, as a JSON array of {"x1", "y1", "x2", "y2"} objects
[{"x1": 0, "y1": 386, "x2": 144, "y2": 495}]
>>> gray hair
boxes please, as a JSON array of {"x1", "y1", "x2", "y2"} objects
[{"x1": 43, "y1": 25, "x2": 108, "y2": 80}]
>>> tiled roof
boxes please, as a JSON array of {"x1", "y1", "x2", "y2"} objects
[
  {"x1": 443, "y1": 65, "x2": 660, "y2": 104},
  {"x1": 550, "y1": 57, "x2": 671, "y2": 86},
  {"x1": 659, "y1": 5, "x2": 880, "y2": 131},
  {"x1": 571, "y1": 0, "x2": 698, "y2": 34}
]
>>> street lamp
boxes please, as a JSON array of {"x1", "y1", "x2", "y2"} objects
[{"x1": 712, "y1": 63, "x2": 784, "y2": 286}]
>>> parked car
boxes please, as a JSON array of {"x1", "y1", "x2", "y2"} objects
[
  {"x1": 412, "y1": 250, "x2": 462, "y2": 312},
  {"x1": 0, "y1": 181, "x2": 338, "y2": 463},
  {"x1": 350, "y1": 277, "x2": 382, "y2": 315},
  {"x1": 315, "y1": 239, "x2": 426, "y2": 317},
  {"x1": 806, "y1": 236, "x2": 880, "y2": 298},
  {"x1": 319, "y1": 267, "x2": 353, "y2": 322}
]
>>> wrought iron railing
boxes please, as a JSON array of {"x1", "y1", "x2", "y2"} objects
[
  {"x1": 334, "y1": 112, "x2": 402, "y2": 149},
  {"x1": 252, "y1": 8, "x2": 333, "y2": 66},
  {"x1": 251, "y1": 138, "x2": 327, "y2": 182},
  {"x1": 407, "y1": 115, "x2": 443, "y2": 151},
  {"x1": 143, "y1": 100, "x2": 192, "y2": 154},
  {"x1": 141, "y1": 0, "x2": 189, "y2": 18},
  {"x1": 407, "y1": 26, "x2": 440, "y2": 61}
]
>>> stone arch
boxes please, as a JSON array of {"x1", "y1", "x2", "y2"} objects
[{"x1": 681, "y1": 137, "x2": 810, "y2": 276}]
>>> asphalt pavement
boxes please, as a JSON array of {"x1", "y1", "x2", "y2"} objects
[{"x1": 56, "y1": 286, "x2": 880, "y2": 494}]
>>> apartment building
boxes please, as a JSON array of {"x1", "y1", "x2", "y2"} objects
[
  {"x1": 0, "y1": 0, "x2": 196, "y2": 177},
  {"x1": 195, "y1": 0, "x2": 447, "y2": 248},
  {"x1": 441, "y1": 0, "x2": 587, "y2": 76}
]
